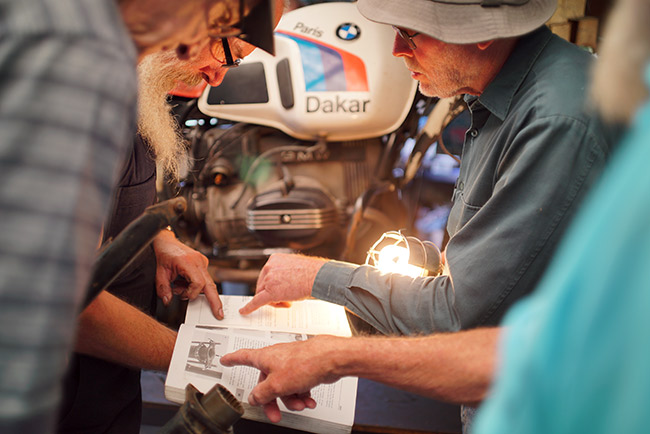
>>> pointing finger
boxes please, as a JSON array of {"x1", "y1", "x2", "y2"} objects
[
  {"x1": 220, "y1": 349, "x2": 256, "y2": 368},
  {"x1": 203, "y1": 281, "x2": 223, "y2": 319},
  {"x1": 239, "y1": 291, "x2": 274, "y2": 315}
]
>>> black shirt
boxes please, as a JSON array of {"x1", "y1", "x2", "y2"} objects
[{"x1": 58, "y1": 135, "x2": 157, "y2": 434}]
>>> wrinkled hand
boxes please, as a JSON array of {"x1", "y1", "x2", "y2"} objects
[
  {"x1": 153, "y1": 231, "x2": 223, "y2": 319},
  {"x1": 220, "y1": 335, "x2": 343, "y2": 422},
  {"x1": 239, "y1": 253, "x2": 327, "y2": 315}
]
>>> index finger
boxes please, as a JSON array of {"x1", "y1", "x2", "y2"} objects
[
  {"x1": 239, "y1": 291, "x2": 274, "y2": 315},
  {"x1": 203, "y1": 281, "x2": 223, "y2": 320},
  {"x1": 220, "y1": 348, "x2": 257, "y2": 368}
]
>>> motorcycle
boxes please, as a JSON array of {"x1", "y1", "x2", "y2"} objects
[{"x1": 164, "y1": 2, "x2": 464, "y2": 286}]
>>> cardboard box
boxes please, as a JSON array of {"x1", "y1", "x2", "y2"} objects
[
  {"x1": 549, "y1": 21, "x2": 573, "y2": 41},
  {"x1": 547, "y1": 0, "x2": 587, "y2": 24}
]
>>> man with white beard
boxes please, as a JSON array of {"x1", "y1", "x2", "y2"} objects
[{"x1": 57, "y1": 3, "x2": 284, "y2": 432}]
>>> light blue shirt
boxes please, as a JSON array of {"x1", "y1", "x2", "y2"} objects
[{"x1": 474, "y1": 65, "x2": 650, "y2": 434}]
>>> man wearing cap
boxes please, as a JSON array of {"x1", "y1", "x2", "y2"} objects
[
  {"x1": 223, "y1": 0, "x2": 619, "y2": 429},
  {"x1": 238, "y1": 0, "x2": 617, "y2": 339}
]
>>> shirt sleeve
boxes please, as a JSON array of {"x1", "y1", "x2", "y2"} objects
[{"x1": 313, "y1": 261, "x2": 460, "y2": 335}]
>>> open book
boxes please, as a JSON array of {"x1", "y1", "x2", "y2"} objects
[{"x1": 165, "y1": 295, "x2": 358, "y2": 434}]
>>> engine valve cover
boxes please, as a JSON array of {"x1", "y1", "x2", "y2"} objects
[{"x1": 246, "y1": 178, "x2": 342, "y2": 249}]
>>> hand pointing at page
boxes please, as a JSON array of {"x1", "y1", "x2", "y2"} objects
[{"x1": 238, "y1": 253, "x2": 328, "y2": 315}]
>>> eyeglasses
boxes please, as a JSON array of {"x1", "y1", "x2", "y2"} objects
[
  {"x1": 392, "y1": 26, "x2": 420, "y2": 50},
  {"x1": 209, "y1": 37, "x2": 243, "y2": 68},
  {"x1": 205, "y1": 0, "x2": 246, "y2": 67}
]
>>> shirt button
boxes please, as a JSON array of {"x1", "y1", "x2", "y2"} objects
[
  {"x1": 458, "y1": 181, "x2": 464, "y2": 191},
  {"x1": 469, "y1": 129, "x2": 478, "y2": 137}
]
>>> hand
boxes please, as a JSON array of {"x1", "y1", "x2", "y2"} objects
[
  {"x1": 153, "y1": 230, "x2": 223, "y2": 319},
  {"x1": 220, "y1": 335, "x2": 344, "y2": 422},
  {"x1": 239, "y1": 253, "x2": 327, "y2": 315}
]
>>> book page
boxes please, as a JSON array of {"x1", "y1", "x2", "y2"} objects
[
  {"x1": 166, "y1": 323, "x2": 357, "y2": 434},
  {"x1": 185, "y1": 295, "x2": 352, "y2": 337}
]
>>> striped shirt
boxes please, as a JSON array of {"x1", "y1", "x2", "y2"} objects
[{"x1": 0, "y1": 0, "x2": 137, "y2": 431}]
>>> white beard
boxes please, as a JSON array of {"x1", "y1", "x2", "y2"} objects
[{"x1": 136, "y1": 51, "x2": 203, "y2": 180}]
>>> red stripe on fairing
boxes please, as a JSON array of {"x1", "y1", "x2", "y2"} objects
[
  {"x1": 276, "y1": 31, "x2": 369, "y2": 91},
  {"x1": 337, "y1": 50, "x2": 368, "y2": 91}
]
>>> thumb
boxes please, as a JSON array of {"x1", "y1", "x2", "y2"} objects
[
  {"x1": 248, "y1": 376, "x2": 276, "y2": 406},
  {"x1": 239, "y1": 291, "x2": 274, "y2": 315}
]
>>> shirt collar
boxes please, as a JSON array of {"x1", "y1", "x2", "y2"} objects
[{"x1": 477, "y1": 26, "x2": 553, "y2": 121}]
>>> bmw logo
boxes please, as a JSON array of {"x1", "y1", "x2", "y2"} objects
[{"x1": 336, "y1": 23, "x2": 361, "y2": 41}]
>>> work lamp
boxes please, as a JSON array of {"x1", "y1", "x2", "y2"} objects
[{"x1": 365, "y1": 231, "x2": 442, "y2": 278}]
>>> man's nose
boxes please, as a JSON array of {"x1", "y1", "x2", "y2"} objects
[
  {"x1": 392, "y1": 34, "x2": 413, "y2": 58},
  {"x1": 201, "y1": 67, "x2": 227, "y2": 87}
]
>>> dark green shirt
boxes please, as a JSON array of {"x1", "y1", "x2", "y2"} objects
[{"x1": 314, "y1": 27, "x2": 619, "y2": 334}]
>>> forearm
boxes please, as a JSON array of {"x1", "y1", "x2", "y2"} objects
[
  {"x1": 75, "y1": 291, "x2": 177, "y2": 371},
  {"x1": 333, "y1": 328, "x2": 501, "y2": 404},
  {"x1": 314, "y1": 261, "x2": 460, "y2": 335}
]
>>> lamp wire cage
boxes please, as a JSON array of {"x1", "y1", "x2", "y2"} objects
[{"x1": 365, "y1": 230, "x2": 442, "y2": 277}]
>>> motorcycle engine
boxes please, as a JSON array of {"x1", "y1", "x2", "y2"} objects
[{"x1": 180, "y1": 123, "x2": 386, "y2": 263}]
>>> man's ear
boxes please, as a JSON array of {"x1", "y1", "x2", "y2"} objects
[{"x1": 477, "y1": 40, "x2": 494, "y2": 50}]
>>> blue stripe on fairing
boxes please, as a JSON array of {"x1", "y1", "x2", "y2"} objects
[{"x1": 278, "y1": 33, "x2": 347, "y2": 92}]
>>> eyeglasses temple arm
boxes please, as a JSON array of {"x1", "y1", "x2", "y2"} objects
[{"x1": 221, "y1": 37, "x2": 235, "y2": 66}]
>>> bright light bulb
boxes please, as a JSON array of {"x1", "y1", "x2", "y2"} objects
[{"x1": 376, "y1": 245, "x2": 426, "y2": 278}]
